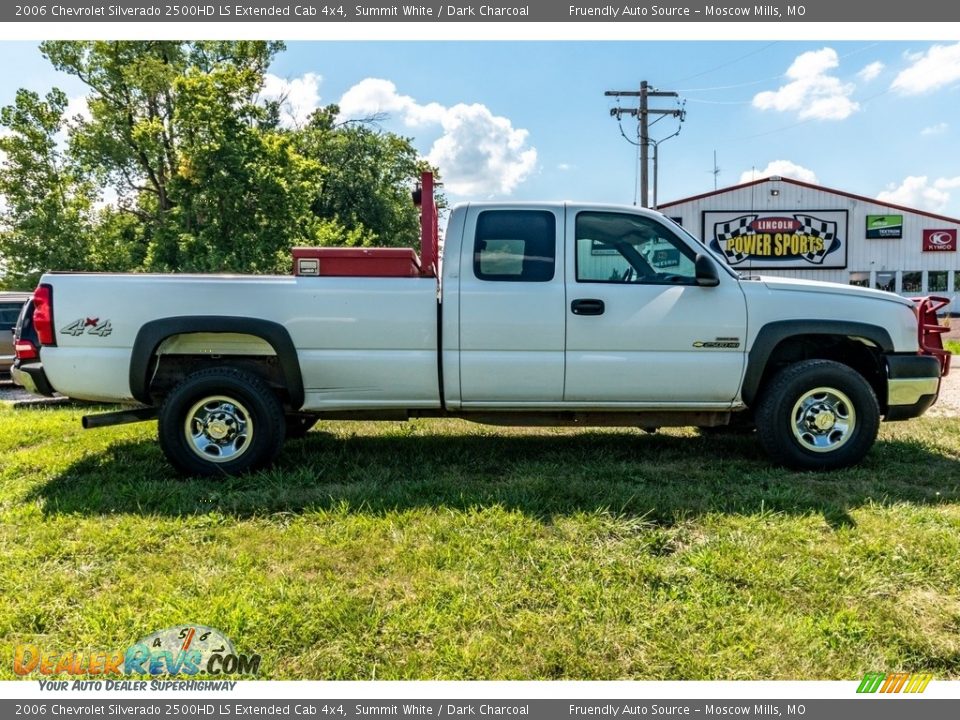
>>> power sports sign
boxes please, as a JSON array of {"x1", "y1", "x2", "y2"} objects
[{"x1": 703, "y1": 210, "x2": 848, "y2": 269}]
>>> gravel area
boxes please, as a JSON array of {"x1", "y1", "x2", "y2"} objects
[
  {"x1": 927, "y1": 367, "x2": 960, "y2": 417},
  {"x1": 927, "y1": 320, "x2": 960, "y2": 416},
  {"x1": 0, "y1": 379, "x2": 38, "y2": 403}
]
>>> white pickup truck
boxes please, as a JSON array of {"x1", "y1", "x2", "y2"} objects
[{"x1": 14, "y1": 174, "x2": 950, "y2": 476}]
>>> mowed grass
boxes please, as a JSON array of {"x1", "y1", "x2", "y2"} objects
[{"x1": 1, "y1": 402, "x2": 959, "y2": 680}]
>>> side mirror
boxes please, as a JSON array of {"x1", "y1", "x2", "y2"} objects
[{"x1": 695, "y1": 254, "x2": 720, "y2": 287}]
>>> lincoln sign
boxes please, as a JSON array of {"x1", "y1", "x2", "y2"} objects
[{"x1": 704, "y1": 210, "x2": 848, "y2": 269}]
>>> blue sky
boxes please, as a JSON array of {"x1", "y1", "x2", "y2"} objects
[{"x1": 2, "y1": 40, "x2": 959, "y2": 216}]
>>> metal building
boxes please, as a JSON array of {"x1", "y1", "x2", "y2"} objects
[{"x1": 658, "y1": 176, "x2": 960, "y2": 310}]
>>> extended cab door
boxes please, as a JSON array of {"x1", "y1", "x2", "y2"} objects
[
  {"x1": 458, "y1": 206, "x2": 566, "y2": 404},
  {"x1": 564, "y1": 209, "x2": 747, "y2": 404}
]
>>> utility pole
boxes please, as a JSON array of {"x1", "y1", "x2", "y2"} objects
[
  {"x1": 606, "y1": 82, "x2": 684, "y2": 208},
  {"x1": 639, "y1": 81, "x2": 649, "y2": 210}
]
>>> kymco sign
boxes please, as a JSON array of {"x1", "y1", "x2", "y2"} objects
[{"x1": 923, "y1": 229, "x2": 957, "y2": 252}]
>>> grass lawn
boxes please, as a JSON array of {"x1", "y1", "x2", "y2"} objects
[{"x1": 1, "y1": 402, "x2": 959, "y2": 680}]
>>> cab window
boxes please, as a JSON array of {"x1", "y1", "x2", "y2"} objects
[
  {"x1": 575, "y1": 211, "x2": 696, "y2": 284},
  {"x1": 474, "y1": 210, "x2": 556, "y2": 282}
]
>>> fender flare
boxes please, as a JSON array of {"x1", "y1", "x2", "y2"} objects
[
  {"x1": 742, "y1": 320, "x2": 893, "y2": 406},
  {"x1": 129, "y1": 316, "x2": 304, "y2": 409}
]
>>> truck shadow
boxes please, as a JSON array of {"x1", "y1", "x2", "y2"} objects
[{"x1": 31, "y1": 427, "x2": 960, "y2": 528}]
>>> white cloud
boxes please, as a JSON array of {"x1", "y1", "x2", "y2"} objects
[
  {"x1": 427, "y1": 103, "x2": 537, "y2": 196},
  {"x1": 876, "y1": 175, "x2": 960, "y2": 212},
  {"x1": 557, "y1": 163, "x2": 571, "y2": 171},
  {"x1": 857, "y1": 61, "x2": 885, "y2": 82},
  {"x1": 260, "y1": 73, "x2": 322, "y2": 128},
  {"x1": 739, "y1": 160, "x2": 819, "y2": 185},
  {"x1": 337, "y1": 79, "x2": 537, "y2": 196},
  {"x1": 752, "y1": 47, "x2": 859, "y2": 120},
  {"x1": 337, "y1": 78, "x2": 445, "y2": 127},
  {"x1": 891, "y1": 42, "x2": 960, "y2": 95},
  {"x1": 921, "y1": 122, "x2": 948, "y2": 136}
]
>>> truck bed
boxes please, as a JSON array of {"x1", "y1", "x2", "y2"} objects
[{"x1": 40, "y1": 273, "x2": 441, "y2": 409}]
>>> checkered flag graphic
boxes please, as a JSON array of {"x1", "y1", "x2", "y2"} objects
[
  {"x1": 792, "y1": 215, "x2": 837, "y2": 264},
  {"x1": 713, "y1": 215, "x2": 757, "y2": 264}
]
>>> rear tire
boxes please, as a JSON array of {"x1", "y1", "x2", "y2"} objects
[
  {"x1": 158, "y1": 368, "x2": 286, "y2": 477},
  {"x1": 755, "y1": 359, "x2": 879, "y2": 471}
]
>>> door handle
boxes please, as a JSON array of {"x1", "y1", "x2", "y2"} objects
[{"x1": 571, "y1": 298, "x2": 605, "y2": 316}]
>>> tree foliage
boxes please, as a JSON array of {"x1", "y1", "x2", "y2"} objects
[
  {"x1": 0, "y1": 41, "x2": 437, "y2": 289},
  {"x1": 0, "y1": 89, "x2": 94, "y2": 287}
]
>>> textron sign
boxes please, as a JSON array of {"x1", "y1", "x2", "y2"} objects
[{"x1": 703, "y1": 210, "x2": 848, "y2": 269}]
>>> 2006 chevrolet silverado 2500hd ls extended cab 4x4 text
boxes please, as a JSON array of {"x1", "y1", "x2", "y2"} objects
[{"x1": 12, "y1": 174, "x2": 951, "y2": 476}]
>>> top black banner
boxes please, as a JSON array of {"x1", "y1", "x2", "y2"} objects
[{"x1": 5, "y1": 0, "x2": 960, "y2": 22}]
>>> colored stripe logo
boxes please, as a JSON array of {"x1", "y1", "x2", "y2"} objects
[{"x1": 857, "y1": 672, "x2": 933, "y2": 694}]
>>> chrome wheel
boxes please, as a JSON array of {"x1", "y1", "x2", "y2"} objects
[
  {"x1": 184, "y1": 395, "x2": 253, "y2": 463},
  {"x1": 790, "y1": 386, "x2": 856, "y2": 453}
]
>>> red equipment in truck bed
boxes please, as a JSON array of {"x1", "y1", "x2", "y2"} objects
[
  {"x1": 292, "y1": 172, "x2": 439, "y2": 279},
  {"x1": 292, "y1": 246, "x2": 422, "y2": 278}
]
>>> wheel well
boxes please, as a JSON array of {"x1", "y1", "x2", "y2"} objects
[
  {"x1": 129, "y1": 317, "x2": 305, "y2": 409},
  {"x1": 752, "y1": 335, "x2": 887, "y2": 411},
  {"x1": 147, "y1": 354, "x2": 290, "y2": 407}
]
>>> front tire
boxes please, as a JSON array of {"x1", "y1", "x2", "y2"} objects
[
  {"x1": 755, "y1": 359, "x2": 880, "y2": 471},
  {"x1": 158, "y1": 368, "x2": 286, "y2": 477}
]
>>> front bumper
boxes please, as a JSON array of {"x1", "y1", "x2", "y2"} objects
[
  {"x1": 10, "y1": 361, "x2": 55, "y2": 397},
  {"x1": 885, "y1": 355, "x2": 942, "y2": 421}
]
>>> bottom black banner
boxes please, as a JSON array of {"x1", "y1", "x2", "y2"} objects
[{"x1": 3, "y1": 699, "x2": 958, "y2": 720}]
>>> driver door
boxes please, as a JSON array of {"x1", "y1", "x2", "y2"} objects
[{"x1": 563, "y1": 208, "x2": 747, "y2": 404}]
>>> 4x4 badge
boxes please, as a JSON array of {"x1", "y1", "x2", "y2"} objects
[{"x1": 62, "y1": 318, "x2": 113, "y2": 338}]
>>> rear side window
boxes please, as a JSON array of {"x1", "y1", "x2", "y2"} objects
[
  {"x1": 474, "y1": 210, "x2": 556, "y2": 282},
  {"x1": 0, "y1": 303, "x2": 24, "y2": 329}
]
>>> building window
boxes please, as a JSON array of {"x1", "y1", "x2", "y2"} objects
[
  {"x1": 954, "y1": 270, "x2": 960, "y2": 293},
  {"x1": 875, "y1": 272, "x2": 896, "y2": 293},
  {"x1": 902, "y1": 271, "x2": 922, "y2": 293},
  {"x1": 849, "y1": 272, "x2": 870, "y2": 288},
  {"x1": 474, "y1": 210, "x2": 556, "y2": 282},
  {"x1": 928, "y1": 270, "x2": 948, "y2": 293}
]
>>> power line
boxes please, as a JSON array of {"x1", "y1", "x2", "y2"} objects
[
  {"x1": 665, "y1": 42, "x2": 779, "y2": 85},
  {"x1": 676, "y1": 42, "x2": 882, "y2": 93}
]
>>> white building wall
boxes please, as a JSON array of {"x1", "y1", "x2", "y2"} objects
[{"x1": 661, "y1": 178, "x2": 960, "y2": 311}]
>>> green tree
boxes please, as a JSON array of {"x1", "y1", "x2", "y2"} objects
[
  {"x1": 42, "y1": 40, "x2": 295, "y2": 272},
  {"x1": 296, "y1": 105, "x2": 432, "y2": 249},
  {"x1": 0, "y1": 88, "x2": 94, "y2": 289},
  {"x1": 0, "y1": 41, "x2": 439, "y2": 282},
  {"x1": 166, "y1": 65, "x2": 320, "y2": 272}
]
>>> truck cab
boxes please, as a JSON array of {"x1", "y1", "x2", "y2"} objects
[{"x1": 443, "y1": 203, "x2": 745, "y2": 408}]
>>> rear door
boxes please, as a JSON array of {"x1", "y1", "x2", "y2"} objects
[
  {"x1": 564, "y1": 209, "x2": 747, "y2": 404},
  {"x1": 458, "y1": 206, "x2": 566, "y2": 404}
]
